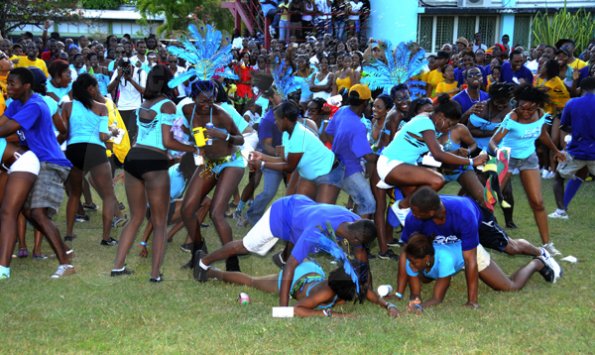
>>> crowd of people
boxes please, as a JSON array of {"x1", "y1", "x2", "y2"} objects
[{"x1": 0, "y1": 13, "x2": 593, "y2": 317}]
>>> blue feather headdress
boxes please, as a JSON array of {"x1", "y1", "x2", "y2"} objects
[
  {"x1": 167, "y1": 23, "x2": 238, "y2": 89},
  {"x1": 362, "y1": 41, "x2": 428, "y2": 95}
]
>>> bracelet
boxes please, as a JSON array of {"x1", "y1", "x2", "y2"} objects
[
  {"x1": 139, "y1": 241, "x2": 147, "y2": 247},
  {"x1": 322, "y1": 309, "x2": 332, "y2": 317},
  {"x1": 225, "y1": 133, "x2": 231, "y2": 142},
  {"x1": 386, "y1": 302, "x2": 397, "y2": 310},
  {"x1": 260, "y1": 160, "x2": 265, "y2": 171},
  {"x1": 468, "y1": 158, "x2": 473, "y2": 166},
  {"x1": 394, "y1": 292, "x2": 403, "y2": 300}
]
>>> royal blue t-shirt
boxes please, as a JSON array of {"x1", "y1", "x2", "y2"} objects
[
  {"x1": 258, "y1": 109, "x2": 282, "y2": 150},
  {"x1": 560, "y1": 93, "x2": 595, "y2": 160},
  {"x1": 500, "y1": 61, "x2": 533, "y2": 85},
  {"x1": 4, "y1": 94, "x2": 72, "y2": 167},
  {"x1": 401, "y1": 195, "x2": 480, "y2": 251},
  {"x1": 452, "y1": 89, "x2": 489, "y2": 116},
  {"x1": 406, "y1": 240, "x2": 465, "y2": 279},
  {"x1": 325, "y1": 106, "x2": 373, "y2": 177},
  {"x1": 268, "y1": 195, "x2": 360, "y2": 262}
]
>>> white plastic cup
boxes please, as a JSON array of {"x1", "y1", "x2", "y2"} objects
[
  {"x1": 377, "y1": 284, "x2": 393, "y2": 298},
  {"x1": 272, "y1": 306, "x2": 294, "y2": 318},
  {"x1": 238, "y1": 292, "x2": 250, "y2": 305}
]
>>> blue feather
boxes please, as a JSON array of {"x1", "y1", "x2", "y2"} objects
[
  {"x1": 167, "y1": 22, "x2": 235, "y2": 87},
  {"x1": 362, "y1": 41, "x2": 428, "y2": 95},
  {"x1": 301, "y1": 231, "x2": 360, "y2": 294},
  {"x1": 272, "y1": 60, "x2": 301, "y2": 98}
]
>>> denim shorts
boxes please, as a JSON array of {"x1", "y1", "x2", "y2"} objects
[
  {"x1": 508, "y1": 152, "x2": 539, "y2": 171},
  {"x1": 315, "y1": 161, "x2": 345, "y2": 187}
]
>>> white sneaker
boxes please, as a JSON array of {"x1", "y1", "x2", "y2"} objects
[
  {"x1": 548, "y1": 209, "x2": 568, "y2": 220},
  {"x1": 536, "y1": 255, "x2": 562, "y2": 283},
  {"x1": 543, "y1": 242, "x2": 561, "y2": 257},
  {"x1": 390, "y1": 200, "x2": 411, "y2": 226},
  {"x1": 51, "y1": 264, "x2": 76, "y2": 279},
  {"x1": 545, "y1": 171, "x2": 555, "y2": 179}
]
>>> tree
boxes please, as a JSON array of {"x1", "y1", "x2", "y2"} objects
[
  {"x1": 81, "y1": 0, "x2": 126, "y2": 10},
  {"x1": 0, "y1": 0, "x2": 80, "y2": 37},
  {"x1": 532, "y1": 6, "x2": 595, "y2": 53},
  {"x1": 135, "y1": 0, "x2": 233, "y2": 37}
]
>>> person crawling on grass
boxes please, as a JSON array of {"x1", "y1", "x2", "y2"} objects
[
  {"x1": 395, "y1": 187, "x2": 557, "y2": 308},
  {"x1": 208, "y1": 257, "x2": 398, "y2": 317},
  {"x1": 402, "y1": 233, "x2": 562, "y2": 312},
  {"x1": 194, "y1": 194, "x2": 398, "y2": 316}
]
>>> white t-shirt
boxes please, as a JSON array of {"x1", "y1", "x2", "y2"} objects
[
  {"x1": 348, "y1": 1, "x2": 363, "y2": 20},
  {"x1": 109, "y1": 67, "x2": 147, "y2": 111}
]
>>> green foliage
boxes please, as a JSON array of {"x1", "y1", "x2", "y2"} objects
[
  {"x1": 0, "y1": 177, "x2": 593, "y2": 352},
  {"x1": 0, "y1": 0, "x2": 80, "y2": 36},
  {"x1": 135, "y1": 0, "x2": 233, "y2": 38},
  {"x1": 81, "y1": 0, "x2": 124, "y2": 10},
  {"x1": 532, "y1": 6, "x2": 595, "y2": 52}
]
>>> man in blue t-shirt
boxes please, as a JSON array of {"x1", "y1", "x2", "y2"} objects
[
  {"x1": 500, "y1": 50, "x2": 533, "y2": 86},
  {"x1": 555, "y1": 78, "x2": 595, "y2": 215},
  {"x1": 453, "y1": 67, "x2": 489, "y2": 122},
  {"x1": 194, "y1": 195, "x2": 379, "y2": 305},
  {"x1": 322, "y1": 84, "x2": 377, "y2": 216},
  {"x1": 0, "y1": 68, "x2": 74, "y2": 279}
]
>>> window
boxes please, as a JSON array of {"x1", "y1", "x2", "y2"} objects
[
  {"x1": 418, "y1": 14, "x2": 499, "y2": 53},
  {"x1": 435, "y1": 16, "x2": 454, "y2": 52},
  {"x1": 513, "y1": 15, "x2": 532, "y2": 49}
]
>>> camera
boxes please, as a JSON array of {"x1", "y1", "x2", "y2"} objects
[{"x1": 118, "y1": 57, "x2": 131, "y2": 76}]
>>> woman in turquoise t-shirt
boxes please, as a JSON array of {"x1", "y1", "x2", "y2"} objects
[
  {"x1": 489, "y1": 85, "x2": 565, "y2": 256},
  {"x1": 403, "y1": 234, "x2": 561, "y2": 311},
  {"x1": 376, "y1": 95, "x2": 487, "y2": 225},
  {"x1": 249, "y1": 100, "x2": 339, "y2": 201}
]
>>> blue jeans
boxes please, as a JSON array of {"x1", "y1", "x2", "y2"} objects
[
  {"x1": 334, "y1": 20, "x2": 346, "y2": 42},
  {"x1": 247, "y1": 168, "x2": 283, "y2": 226},
  {"x1": 342, "y1": 171, "x2": 376, "y2": 215},
  {"x1": 279, "y1": 19, "x2": 289, "y2": 42}
]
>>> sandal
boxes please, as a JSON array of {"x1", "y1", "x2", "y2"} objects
[{"x1": 17, "y1": 248, "x2": 29, "y2": 258}]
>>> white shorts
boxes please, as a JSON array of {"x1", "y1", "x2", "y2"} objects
[
  {"x1": 9, "y1": 151, "x2": 40, "y2": 175},
  {"x1": 476, "y1": 244, "x2": 491, "y2": 272},
  {"x1": 242, "y1": 206, "x2": 278, "y2": 256},
  {"x1": 240, "y1": 131, "x2": 259, "y2": 162},
  {"x1": 376, "y1": 155, "x2": 403, "y2": 189}
]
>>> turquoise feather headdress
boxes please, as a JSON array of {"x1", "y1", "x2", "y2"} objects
[
  {"x1": 362, "y1": 41, "x2": 428, "y2": 95},
  {"x1": 167, "y1": 23, "x2": 238, "y2": 89}
]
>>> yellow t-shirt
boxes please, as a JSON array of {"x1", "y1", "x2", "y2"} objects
[
  {"x1": 425, "y1": 69, "x2": 444, "y2": 98},
  {"x1": 14, "y1": 56, "x2": 49, "y2": 77},
  {"x1": 0, "y1": 91, "x2": 5, "y2": 116},
  {"x1": 105, "y1": 98, "x2": 130, "y2": 164},
  {"x1": 568, "y1": 58, "x2": 587, "y2": 71},
  {"x1": 435, "y1": 81, "x2": 459, "y2": 97},
  {"x1": 543, "y1": 77, "x2": 570, "y2": 115}
]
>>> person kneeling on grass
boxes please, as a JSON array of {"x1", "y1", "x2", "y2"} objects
[{"x1": 402, "y1": 233, "x2": 562, "y2": 312}]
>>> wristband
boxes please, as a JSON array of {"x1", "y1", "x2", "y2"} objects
[
  {"x1": 322, "y1": 309, "x2": 332, "y2": 317},
  {"x1": 260, "y1": 160, "x2": 265, "y2": 171},
  {"x1": 139, "y1": 241, "x2": 147, "y2": 247},
  {"x1": 386, "y1": 302, "x2": 397, "y2": 310},
  {"x1": 394, "y1": 292, "x2": 403, "y2": 300},
  {"x1": 468, "y1": 158, "x2": 473, "y2": 166},
  {"x1": 225, "y1": 133, "x2": 231, "y2": 142}
]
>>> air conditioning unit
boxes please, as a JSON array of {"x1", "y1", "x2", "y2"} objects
[{"x1": 458, "y1": 0, "x2": 492, "y2": 7}]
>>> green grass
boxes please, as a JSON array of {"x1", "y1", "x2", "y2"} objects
[{"x1": 1, "y1": 176, "x2": 593, "y2": 353}]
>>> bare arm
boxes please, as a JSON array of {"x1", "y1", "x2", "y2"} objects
[{"x1": 462, "y1": 248, "x2": 479, "y2": 308}]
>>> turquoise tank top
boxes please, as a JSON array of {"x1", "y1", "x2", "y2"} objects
[
  {"x1": 499, "y1": 112, "x2": 548, "y2": 159},
  {"x1": 67, "y1": 100, "x2": 109, "y2": 147},
  {"x1": 136, "y1": 98, "x2": 176, "y2": 150},
  {"x1": 441, "y1": 131, "x2": 460, "y2": 152},
  {"x1": 382, "y1": 114, "x2": 435, "y2": 165},
  {"x1": 0, "y1": 138, "x2": 7, "y2": 162}
]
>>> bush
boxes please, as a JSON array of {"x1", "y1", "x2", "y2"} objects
[{"x1": 532, "y1": 6, "x2": 595, "y2": 52}]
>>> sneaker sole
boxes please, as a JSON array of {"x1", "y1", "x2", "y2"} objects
[{"x1": 51, "y1": 268, "x2": 76, "y2": 279}]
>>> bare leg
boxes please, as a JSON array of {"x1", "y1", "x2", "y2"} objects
[
  {"x1": 65, "y1": 167, "x2": 84, "y2": 238},
  {"x1": 82, "y1": 176, "x2": 94, "y2": 206},
  {"x1": 182, "y1": 167, "x2": 216, "y2": 260},
  {"x1": 33, "y1": 229, "x2": 43, "y2": 256},
  {"x1": 520, "y1": 169, "x2": 550, "y2": 245},
  {"x1": 385, "y1": 164, "x2": 445, "y2": 208},
  {"x1": 295, "y1": 177, "x2": 316, "y2": 199},
  {"x1": 479, "y1": 259, "x2": 543, "y2": 291},
  {"x1": 208, "y1": 268, "x2": 279, "y2": 294},
  {"x1": 0, "y1": 173, "x2": 37, "y2": 267},
  {"x1": 202, "y1": 240, "x2": 249, "y2": 266},
  {"x1": 144, "y1": 170, "x2": 170, "y2": 279},
  {"x1": 113, "y1": 172, "x2": 147, "y2": 270},
  {"x1": 370, "y1": 169, "x2": 389, "y2": 254},
  {"x1": 89, "y1": 162, "x2": 117, "y2": 241},
  {"x1": 28, "y1": 208, "x2": 69, "y2": 265},
  {"x1": 17, "y1": 213, "x2": 27, "y2": 251},
  {"x1": 503, "y1": 238, "x2": 541, "y2": 257},
  {"x1": 457, "y1": 170, "x2": 486, "y2": 206}
]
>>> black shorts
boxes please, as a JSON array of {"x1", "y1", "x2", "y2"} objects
[
  {"x1": 124, "y1": 147, "x2": 169, "y2": 180},
  {"x1": 478, "y1": 207, "x2": 510, "y2": 252},
  {"x1": 146, "y1": 201, "x2": 176, "y2": 225},
  {"x1": 66, "y1": 143, "x2": 108, "y2": 171}
]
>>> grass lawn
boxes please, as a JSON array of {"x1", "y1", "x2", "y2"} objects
[{"x1": 0, "y1": 176, "x2": 593, "y2": 353}]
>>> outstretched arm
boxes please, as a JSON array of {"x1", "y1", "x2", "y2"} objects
[{"x1": 279, "y1": 256, "x2": 299, "y2": 306}]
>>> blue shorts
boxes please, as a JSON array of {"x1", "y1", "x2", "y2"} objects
[
  {"x1": 206, "y1": 151, "x2": 247, "y2": 176},
  {"x1": 508, "y1": 152, "x2": 539, "y2": 172},
  {"x1": 443, "y1": 165, "x2": 474, "y2": 183}
]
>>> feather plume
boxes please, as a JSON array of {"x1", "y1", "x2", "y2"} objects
[
  {"x1": 167, "y1": 22, "x2": 237, "y2": 89},
  {"x1": 272, "y1": 60, "x2": 301, "y2": 99},
  {"x1": 362, "y1": 41, "x2": 428, "y2": 95},
  {"x1": 302, "y1": 231, "x2": 360, "y2": 294}
]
